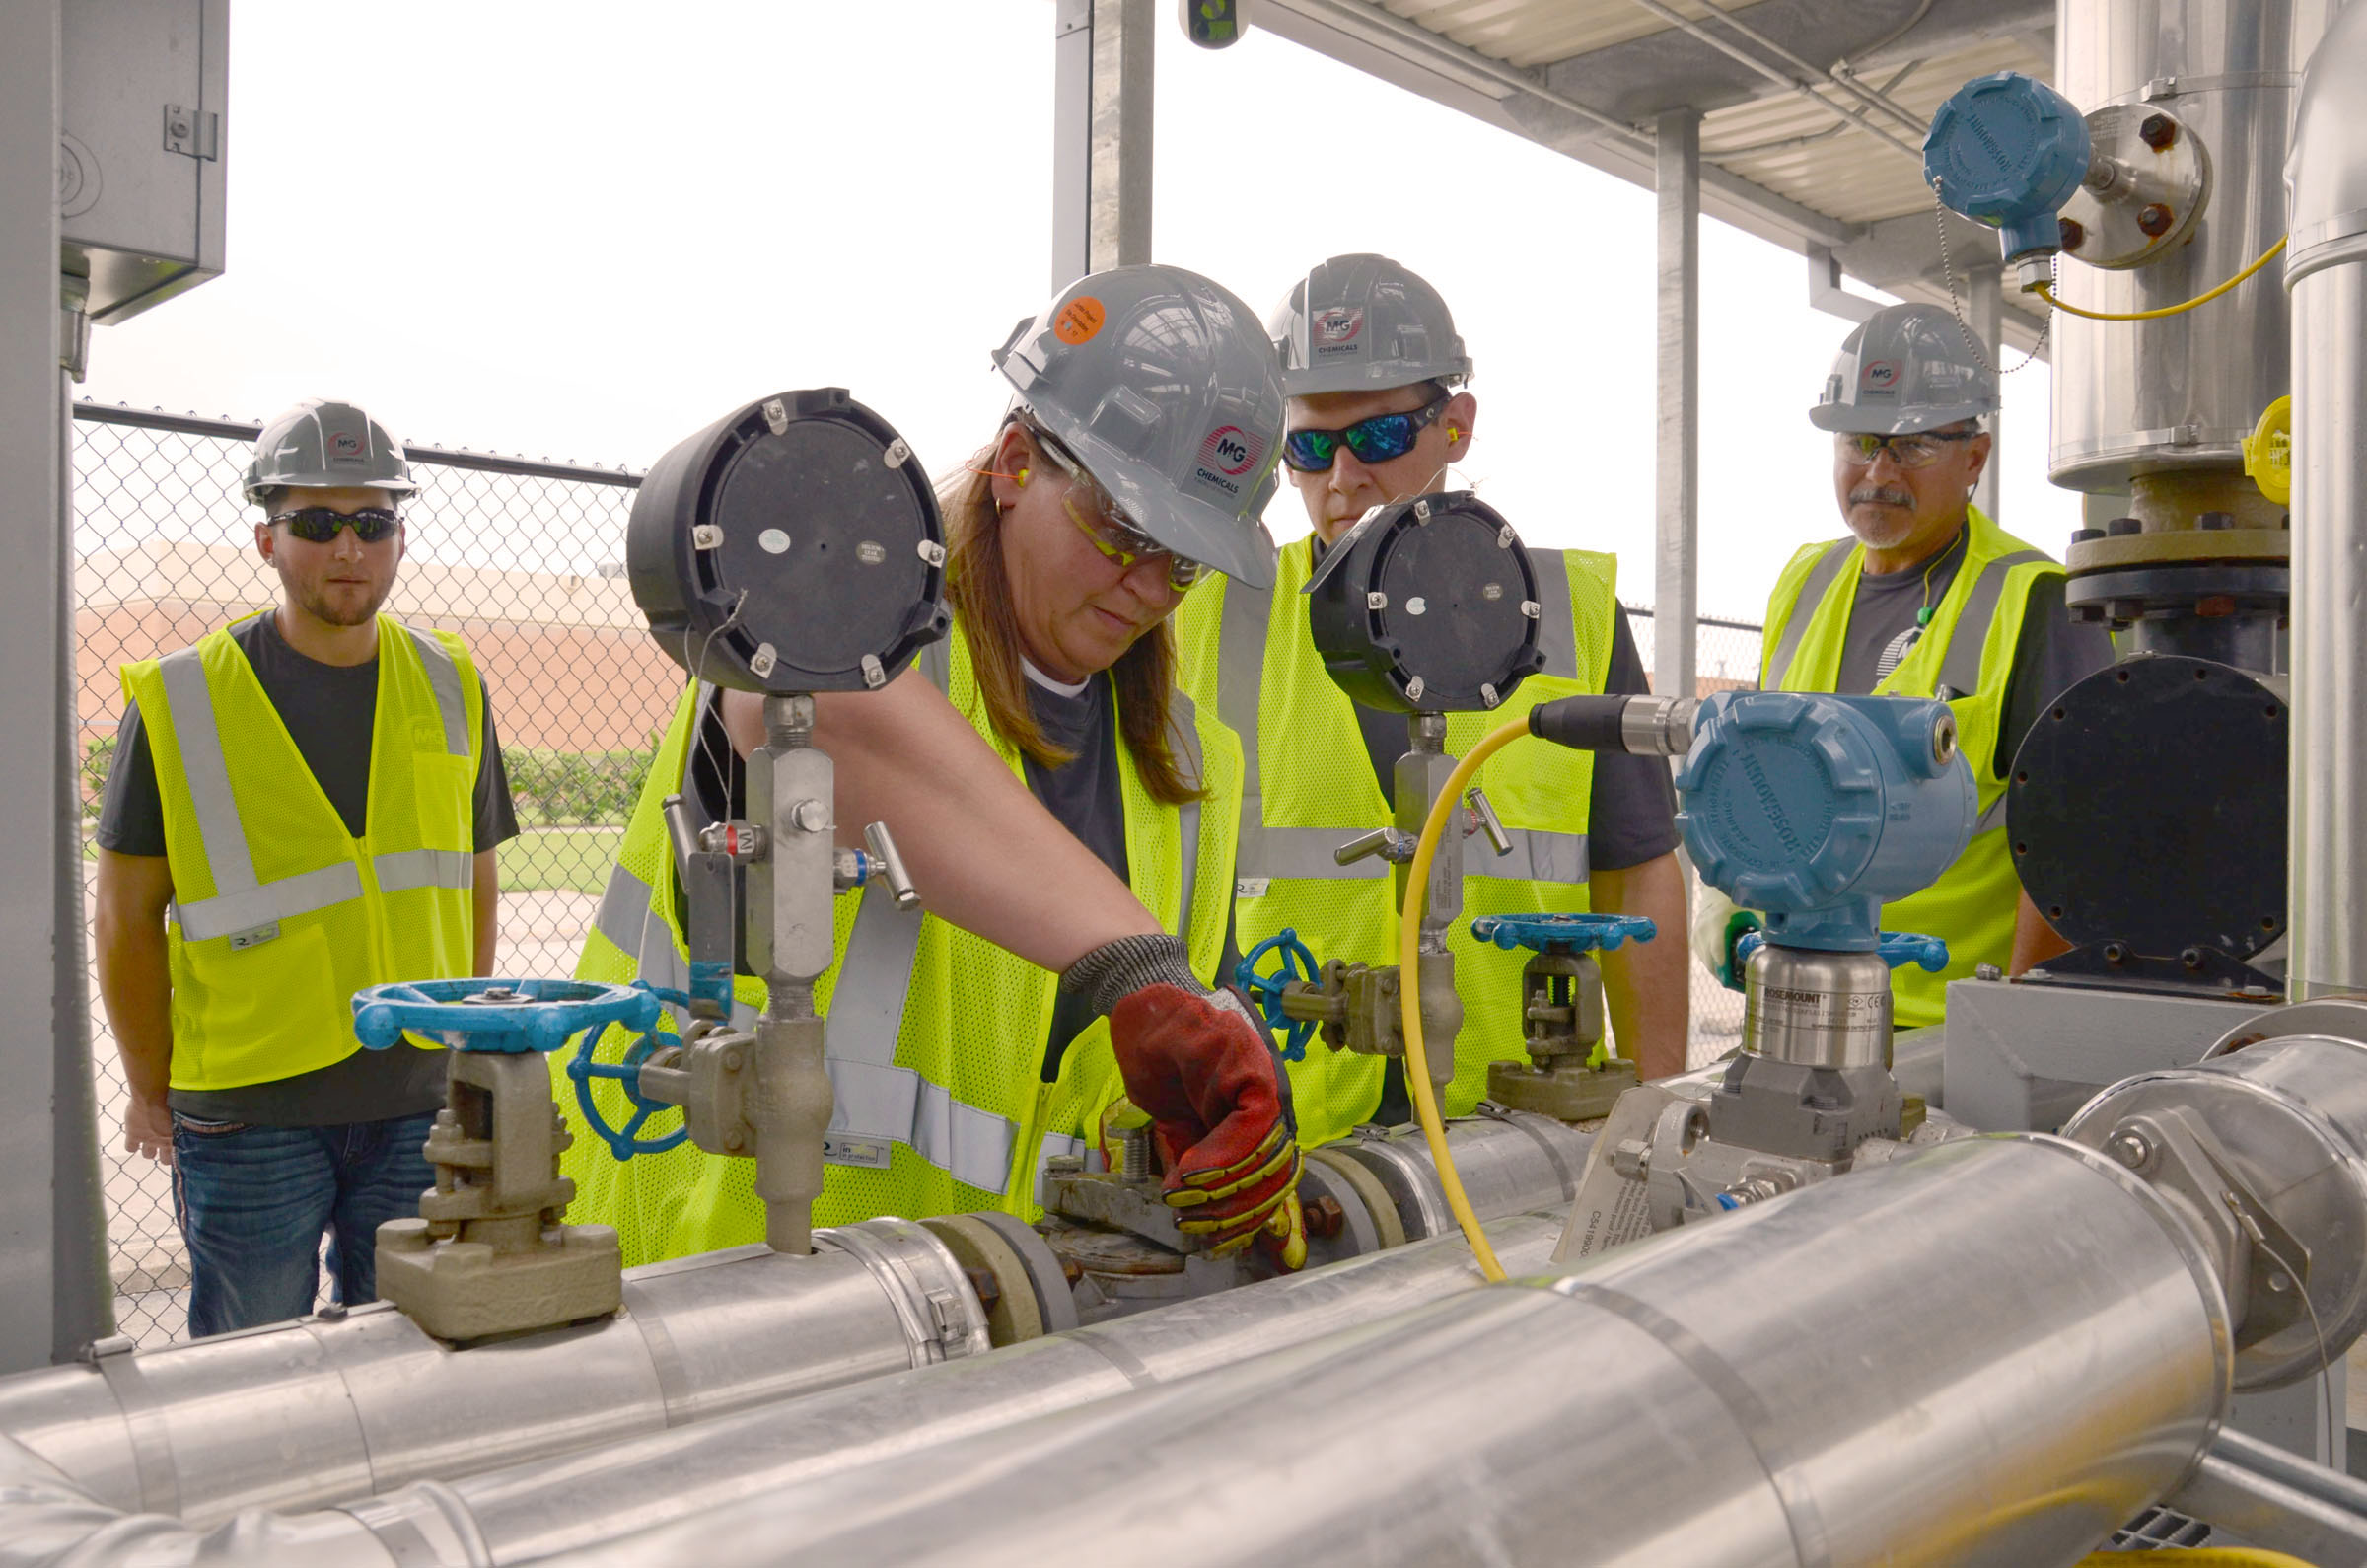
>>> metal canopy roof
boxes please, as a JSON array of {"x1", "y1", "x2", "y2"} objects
[{"x1": 1251, "y1": 0, "x2": 2055, "y2": 352}]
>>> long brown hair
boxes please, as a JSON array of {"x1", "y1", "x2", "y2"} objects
[{"x1": 936, "y1": 433, "x2": 1206, "y2": 807}]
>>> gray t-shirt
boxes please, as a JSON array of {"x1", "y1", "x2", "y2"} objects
[
  {"x1": 98, "y1": 611, "x2": 520, "y2": 1126},
  {"x1": 1830, "y1": 527, "x2": 2116, "y2": 775}
]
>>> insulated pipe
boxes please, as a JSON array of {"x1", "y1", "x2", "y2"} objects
[
  {"x1": 541, "y1": 1137, "x2": 2238, "y2": 1568},
  {"x1": 2285, "y1": 0, "x2": 2367, "y2": 1001},
  {"x1": 0, "y1": 1219, "x2": 988, "y2": 1529},
  {"x1": 0, "y1": 1215, "x2": 1565, "y2": 1568}
]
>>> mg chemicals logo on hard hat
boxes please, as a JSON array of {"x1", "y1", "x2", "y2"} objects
[
  {"x1": 1313, "y1": 306, "x2": 1364, "y2": 356},
  {"x1": 1861, "y1": 360, "x2": 1901, "y2": 392},
  {"x1": 1199, "y1": 425, "x2": 1259, "y2": 477}
]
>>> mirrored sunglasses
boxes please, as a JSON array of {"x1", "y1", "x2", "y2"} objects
[
  {"x1": 1281, "y1": 393, "x2": 1451, "y2": 473},
  {"x1": 269, "y1": 506, "x2": 402, "y2": 543}
]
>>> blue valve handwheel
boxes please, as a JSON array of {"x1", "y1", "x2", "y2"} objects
[
  {"x1": 1233, "y1": 928, "x2": 1320, "y2": 1063},
  {"x1": 1733, "y1": 930, "x2": 1950, "y2": 974},
  {"x1": 351, "y1": 978, "x2": 660, "y2": 1054},
  {"x1": 1469, "y1": 913, "x2": 1658, "y2": 955},
  {"x1": 566, "y1": 1017, "x2": 691, "y2": 1161}
]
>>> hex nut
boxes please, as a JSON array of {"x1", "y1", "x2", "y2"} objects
[
  {"x1": 2138, "y1": 113, "x2": 2177, "y2": 151},
  {"x1": 2138, "y1": 203, "x2": 2174, "y2": 238},
  {"x1": 2059, "y1": 216, "x2": 2087, "y2": 252}
]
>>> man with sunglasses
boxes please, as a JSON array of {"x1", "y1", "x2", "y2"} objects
[
  {"x1": 1717, "y1": 303, "x2": 2113, "y2": 1028},
  {"x1": 93, "y1": 398, "x2": 520, "y2": 1335},
  {"x1": 1176, "y1": 253, "x2": 1689, "y2": 1153}
]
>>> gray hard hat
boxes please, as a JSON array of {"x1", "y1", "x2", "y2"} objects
[
  {"x1": 995, "y1": 264, "x2": 1283, "y2": 589},
  {"x1": 1808, "y1": 304, "x2": 1998, "y2": 436},
  {"x1": 243, "y1": 398, "x2": 417, "y2": 503},
  {"x1": 1269, "y1": 253, "x2": 1472, "y2": 399}
]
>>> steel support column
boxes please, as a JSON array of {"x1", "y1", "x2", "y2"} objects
[
  {"x1": 1654, "y1": 108, "x2": 1700, "y2": 703},
  {"x1": 1050, "y1": 0, "x2": 1154, "y2": 291},
  {"x1": 1967, "y1": 259, "x2": 2003, "y2": 523},
  {"x1": 0, "y1": 0, "x2": 110, "y2": 1374}
]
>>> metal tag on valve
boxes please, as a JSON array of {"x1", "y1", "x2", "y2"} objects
[{"x1": 628, "y1": 388, "x2": 952, "y2": 694}]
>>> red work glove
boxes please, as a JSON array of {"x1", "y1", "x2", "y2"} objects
[{"x1": 1110, "y1": 983, "x2": 1307, "y2": 1265}]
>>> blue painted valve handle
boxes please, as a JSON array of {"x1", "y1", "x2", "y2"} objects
[
  {"x1": 1469, "y1": 912, "x2": 1659, "y2": 954},
  {"x1": 565, "y1": 989, "x2": 693, "y2": 1160},
  {"x1": 351, "y1": 978, "x2": 660, "y2": 1055},
  {"x1": 1733, "y1": 930, "x2": 1951, "y2": 973},
  {"x1": 1232, "y1": 927, "x2": 1321, "y2": 1063}
]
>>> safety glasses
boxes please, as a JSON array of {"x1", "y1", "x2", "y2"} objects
[
  {"x1": 1281, "y1": 393, "x2": 1451, "y2": 473},
  {"x1": 1834, "y1": 430, "x2": 1979, "y2": 470},
  {"x1": 1029, "y1": 431, "x2": 1205, "y2": 592},
  {"x1": 269, "y1": 506, "x2": 403, "y2": 543}
]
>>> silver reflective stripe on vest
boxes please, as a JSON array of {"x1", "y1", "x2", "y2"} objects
[
  {"x1": 829, "y1": 890, "x2": 1018, "y2": 1195},
  {"x1": 590, "y1": 861, "x2": 757, "y2": 1032},
  {"x1": 178, "y1": 863, "x2": 363, "y2": 943},
  {"x1": 1238, "y1": 823, "x2": 1587, "y2": 885},
  {"x1": 1975, "y1": 791, "x2": 2011, "y2": 834},
  {"x1": 1530, "y1": 547, "x2": 1578, "y2": 679},
  {"x1": 1169, "y1": 690, "x2": 1204, "y2": 942},
  {"x1": 1763, "y1": 539, "x2": 1855, "y2": 687},
  {"x1": 1936, "y1": 551, "x2": 2051, "y2": 700},
  {"x1": 404, "y1": 625, "x2": 473, "y2": 757},
  {"x1": 161, "y1": 645, "x2": 374, "y2": 944},
  {"x1": 1216, "y1": 578, "x2": 1275, "y2": 875},
  {"x1": 374, "y1": 847, "x2": 474, "y2": 894}
]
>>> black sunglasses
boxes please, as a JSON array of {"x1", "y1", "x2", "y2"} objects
[
  {"x1": 269, "y1": 506, "x2": 402, "y2": 543},
  {"x1": 1282, "y1": 393, "x2": 1452, "y2": 473}
]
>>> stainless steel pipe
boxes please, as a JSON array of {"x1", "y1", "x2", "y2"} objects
[
  {"x1": 0, "y1": 1215, "x2": 1563, "y2": 1568},
  {"x1": 541, "y1": 1136, "x2": 2235, "y2": 1568},
  {"x1": 2285, "y1": 0, "x2": 2367, "y2": 1001},
  {"x1": 1323, "y1": 1111, "x2": 1591, "y2": 1241},
  {"x1": 0, "y1": 1218, "x2": 987, "y2": 1528}
]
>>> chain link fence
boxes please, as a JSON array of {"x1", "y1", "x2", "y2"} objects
[
  {"x1": 73, "y1": 403, "x2": 676, "y2": 1345},
  {"x1": 70, "y1": 401, "x2": 1769, "y2": 1344}
]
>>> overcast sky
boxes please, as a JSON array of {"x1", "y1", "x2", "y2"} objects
[{"x1": 77, "y1": 0, "x2": 2071, "y2": 624}]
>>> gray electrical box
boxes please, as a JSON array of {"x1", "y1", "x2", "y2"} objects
[{"x1": 60, "y1": 0, "x2": 227, "y2": 324}]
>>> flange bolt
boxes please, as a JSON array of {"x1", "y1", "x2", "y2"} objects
[
  {"x1": 2059, "y1": 216, "x2": 2087, "y2": 252},
  {"x1": 2138, "y1": 113, "x2": 2177, "y2": 151},
  {"x1": 2107, "y1": 1128, "x2": 2155, "y2": 1173},
  {"x1": 2138, "y1": 203, "x2": 2175, "y2": 238}
]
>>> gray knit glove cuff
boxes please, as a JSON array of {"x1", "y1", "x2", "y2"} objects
[{"x1": 1059, "y1": 932, "x2": 1210, "y2": 1018}]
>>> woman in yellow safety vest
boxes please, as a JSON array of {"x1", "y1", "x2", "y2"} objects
[{"x1": 562, "y1": 264, "x2": 1298, "y2": 1264}]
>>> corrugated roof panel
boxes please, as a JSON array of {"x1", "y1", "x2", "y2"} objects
[
  {"x1": 1700, "y1": 35, "x2": 2054, "y2": 225},
  {"x1": 1379, "y1": 0, "x2": 1701, "y2": 71}
]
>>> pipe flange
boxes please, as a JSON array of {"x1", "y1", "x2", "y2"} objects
[
  {"x1": 1333, "y1": 1130, "x2": 1452, "y2": 1240},
  {"x1": 965, "y1": 1209, "x2": 1081, "y2": 1335},
  {"x1": 2064, "y1": 1036, "x2": 2367, "y2": 1389},
  {"x1": 815, "y1": 1218, "x2": 992, "y2": 1364},
  {"x1": 1306, "y1": 1145, "x2": 1407, "y2": 1251},
  {"x1": 2203, "y1": 996, "x2": 2367, "y2": 1059}
]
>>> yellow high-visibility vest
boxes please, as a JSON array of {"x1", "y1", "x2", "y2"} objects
[
  {"x1": 560, "y1": 623, "x2": 1241, "y2": 1264},
  {"x1": 1758, "y1": 506, "x2": 2059, "y2": 1028},
  {"x1": 120, "y1": 613, "x2": 482, "y2": 1088},
  {"x1": 1172, "y1": 537, "x2": 1620, "y2": 1149}
]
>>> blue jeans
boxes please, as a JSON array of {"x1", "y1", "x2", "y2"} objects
[{"x1": 170, "y1": 1110, "x2": 439, "y2": 1338}]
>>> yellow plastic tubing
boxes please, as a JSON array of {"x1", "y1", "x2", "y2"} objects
[
  {"x1": 2037, "y1": 235, "x2": 2288, "y2": 321},
  {"x1": 1397, "y1": 717, "x2": 1533, "y2": 1284},
  {"x1": 2077, "y1": 1551, "x2": 2321, "y2": 1567}
]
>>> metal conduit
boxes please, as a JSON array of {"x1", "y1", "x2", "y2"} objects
[
  {"x1": 1624, "y1": 0, "x2": 1929, "y2": 162},
  {"x1": 1686, "y1": 0, "x2": 1934, "y2": 136},
  {"x1": 543, "y1": 1135, "x2": 2240, "y2": 1568},
  {"x1": 0, "y1": 1216, "x2": 1567, "y2": 1568}
]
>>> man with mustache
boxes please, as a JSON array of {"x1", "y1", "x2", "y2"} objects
[
  {"x1": 1708, "y1": 304, "x2": 2113, "y2": 1030},
  {"x1": 93, "y1": 399, "x2": 519, "y2": 1335}
]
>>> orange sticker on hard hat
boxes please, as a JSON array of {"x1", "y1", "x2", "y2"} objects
[{"x1": 1054, "y1": 297, "x2": 1107, "y2": 345}]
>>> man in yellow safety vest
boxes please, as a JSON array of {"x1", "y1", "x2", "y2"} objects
[
  {"x1": 1717, "y1": 303, "x2": 2115, "y2": 1028},
  {"x1": 1175, "y1": 253, "x2": 1691, "y2": 1150},
  {"x1": 93, "y1": 399, "x2": 520, "y2": 1337}
]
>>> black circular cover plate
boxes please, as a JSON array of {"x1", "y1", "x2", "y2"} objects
[
  {"x1": 2009, "y1": 654, "x2": 2287, "y2": 958},
  {"x1": 628, "y1": 389, "x2": 950, "y2": 694},
  {"x1": 1304, "y1": 492, "x2": 1545, "y2": 713}
]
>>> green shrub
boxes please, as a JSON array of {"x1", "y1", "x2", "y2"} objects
[
  {"x1": 81, "y1": 734, "x2": 116, "y2": 820},
  {"x1": 503, "y1": 747, "x2": 649, "y2": 826}
]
